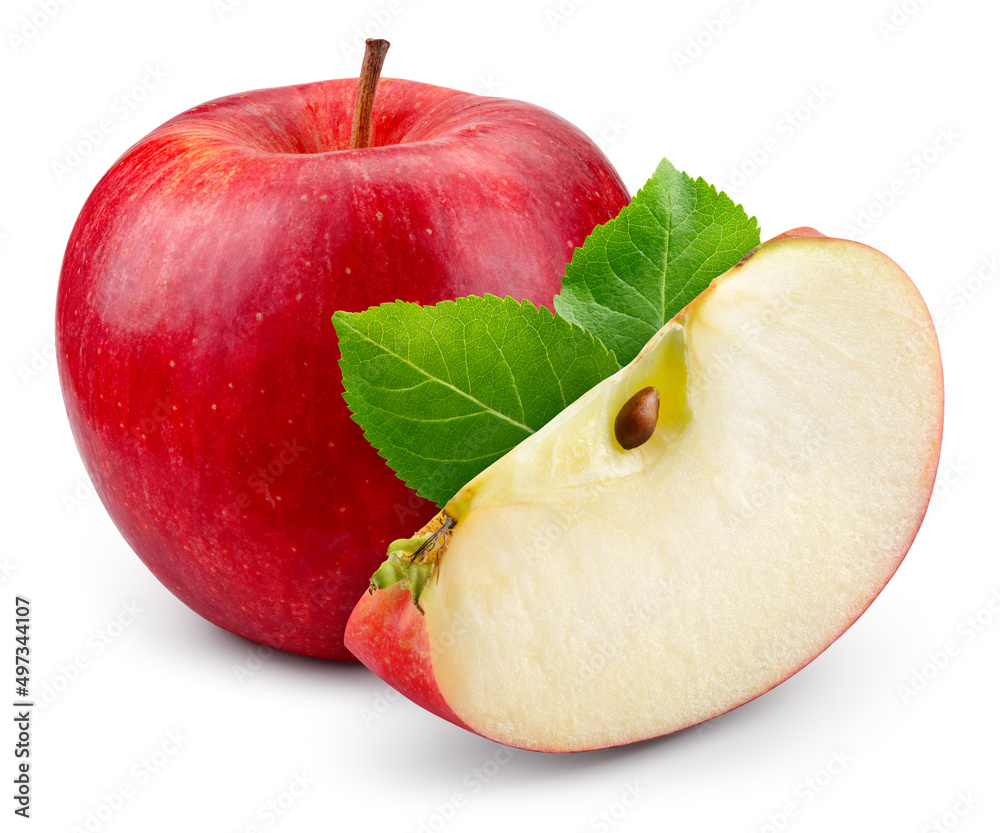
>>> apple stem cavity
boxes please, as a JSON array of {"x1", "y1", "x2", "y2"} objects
[{"x1": 350, "y1": 38, "x2": 391, "y2": 150}]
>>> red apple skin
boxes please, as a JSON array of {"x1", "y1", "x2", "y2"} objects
[
  {"x1": 56, "y1": 78, "x2": 630, "y2": 660},
  {"x1": 344, "y1": 229, "x2": 944, "y2": 751},
  {"x1": 347, "y1": 586, "x2": 472, "y2": 733}
]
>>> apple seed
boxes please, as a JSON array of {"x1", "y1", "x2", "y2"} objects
[{"x1": 614, "y1": 386, "x2": 660, "y2": 450}]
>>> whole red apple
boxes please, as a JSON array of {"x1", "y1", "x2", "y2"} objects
[{"x1": 56, "y1": 64, "x2": 629, "y2": 659}]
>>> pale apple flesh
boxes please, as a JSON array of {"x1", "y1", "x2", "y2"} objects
[{"x1": 345, "y1": 229, "x2": 944, "y2": 751}]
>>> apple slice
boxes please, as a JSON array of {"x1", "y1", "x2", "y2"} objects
[{"x1": 345, "y1": 229, "x2": 944, "y2": 752}]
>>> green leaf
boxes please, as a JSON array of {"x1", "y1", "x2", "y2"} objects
[
  {"x1": 554, "y1": 158, "x2": 760, "y2": 366},
  {"x1": 333, "y1": 295, "x2": 620, "y2": 507}
]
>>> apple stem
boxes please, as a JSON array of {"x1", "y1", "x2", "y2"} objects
[{"x1": 349, "y1": 38, "x2": 390, "y2": 150}]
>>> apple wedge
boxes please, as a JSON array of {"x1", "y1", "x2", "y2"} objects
[{"x1": 345, "y1": 229, "x2": 944, "y2": 752}]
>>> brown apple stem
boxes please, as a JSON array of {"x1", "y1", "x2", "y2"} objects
[{"x1": 349, "y1": 38, "x2": 390, "y2": 150}]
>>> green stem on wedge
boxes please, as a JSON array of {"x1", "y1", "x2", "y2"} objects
[
  {"x1": 385, "y1": 536, "x2": 430, "y2": 558},
  {"x1": 368, "y1": 512, "x2": 456, "y2": 611},
  {"x1": 349, "y1": 38, "x2": 390, "y2": 150}
]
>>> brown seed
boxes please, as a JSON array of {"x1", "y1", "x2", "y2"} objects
[{"x1": 614, "y1": 386, "x2": 660, "y2": 450}]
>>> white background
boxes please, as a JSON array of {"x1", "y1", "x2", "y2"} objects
[{"x1": 3, "y1": 0, "x2": 998, "y2": 831}]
